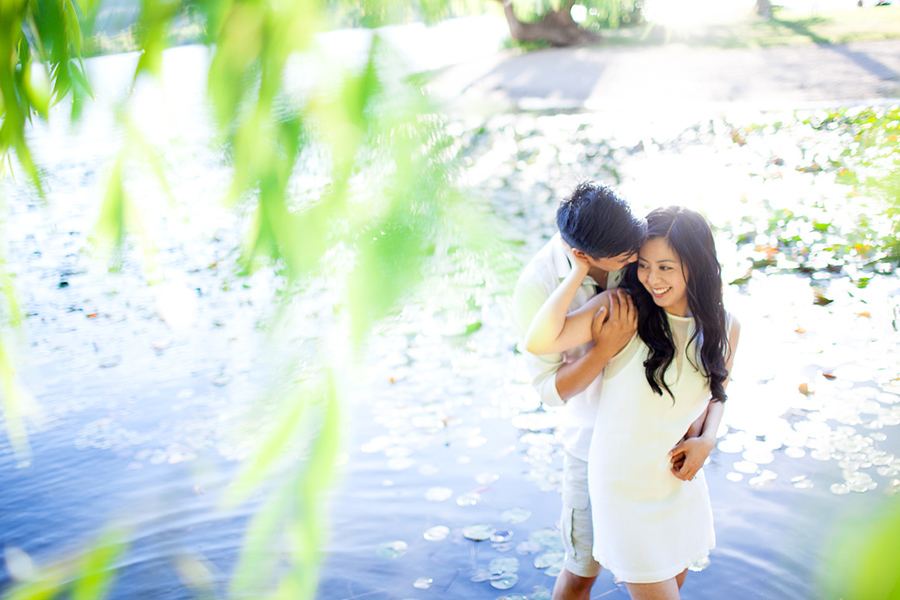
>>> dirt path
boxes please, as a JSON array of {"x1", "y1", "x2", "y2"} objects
[{"x1": 429, "y1": 38, "x2": 900, "y2": 113}]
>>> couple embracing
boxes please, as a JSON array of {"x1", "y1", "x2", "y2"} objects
[{"x1": 513, "y1": 182, "x2": 741, "y2": 600}]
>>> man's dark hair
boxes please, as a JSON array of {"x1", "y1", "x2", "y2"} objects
[{"x1": 556, "y1": 181, "x2": 645, "y2": 258}]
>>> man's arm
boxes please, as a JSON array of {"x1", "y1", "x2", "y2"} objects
[{"x1": 555, "y1": 290, "x2": 636, "y2": 401}]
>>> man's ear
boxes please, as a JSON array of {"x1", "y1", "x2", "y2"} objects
[{"x1": 571, "y1": 248, "x2": 589, "y2": 261}]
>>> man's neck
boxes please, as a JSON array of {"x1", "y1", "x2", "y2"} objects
[{"x1": 588, "y1": 267, "x2": 609, "y2": 289}]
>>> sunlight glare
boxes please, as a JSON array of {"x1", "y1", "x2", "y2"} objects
[{"x1": 643, "y1": 0, "x2": 756, "y2": 29}]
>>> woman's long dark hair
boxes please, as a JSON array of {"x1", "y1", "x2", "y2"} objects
[{"x1": 621, "y1": 206, "x2": 729, "y2": 402}]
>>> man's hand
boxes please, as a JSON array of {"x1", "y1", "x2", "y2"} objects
[
  {"x1": 562, "y1": 241, "x2": 591, "y2": 275},
  {"x1": 670, "y1": 404, "x2": 715, "y2": 480},
  {"x1": 669, "y1": 436, "x2": 715, "y2": 481},
  {"x1": 591, "y1": 289, "x2": 637, "y2": 357},
  {"x1": 669, "y1": 405, "x2": 709, "y2": 473}
]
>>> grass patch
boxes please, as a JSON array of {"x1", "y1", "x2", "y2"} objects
[{"x1": 598, "y1": 5, "x2": 900, "y2": 48}]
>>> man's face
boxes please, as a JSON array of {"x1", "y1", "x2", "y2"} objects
[{"x1": 574, "y1": 249, "x2": 638, "y2": 272}]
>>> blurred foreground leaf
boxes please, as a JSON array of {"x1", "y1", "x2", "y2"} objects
[
  {"x1": 3, "y1": 527, "x2": 129, "y2": 600},
  {"x1": 818, "y1": 498, "x2": 900, "y2": 599},
  {"x1": 228, "y1": 372, "x2": 340, "y2": 599}
]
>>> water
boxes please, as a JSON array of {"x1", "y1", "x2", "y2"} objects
[{"x1": 2, "y1": 36, "x2": 900, "y2": 600}]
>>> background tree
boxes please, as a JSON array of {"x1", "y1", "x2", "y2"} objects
[
  {"x1": 0, "y1": 1, "x2": 501, "y2": 598},
  {"x1": 498, "y1": 0, "x2": 642, "y2": 47}
]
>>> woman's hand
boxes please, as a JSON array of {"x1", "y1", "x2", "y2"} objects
[{"x1": 668, "y1": 435, "x2": 715, "y2": 482}]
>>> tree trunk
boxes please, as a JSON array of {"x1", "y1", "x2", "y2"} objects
[{"x1": 498, "y1": 0, "x2": 601, "y2": 47}]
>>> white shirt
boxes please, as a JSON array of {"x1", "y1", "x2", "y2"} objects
[{"x1": 512, "y1": 233, "x2": 623, "y2": 460}]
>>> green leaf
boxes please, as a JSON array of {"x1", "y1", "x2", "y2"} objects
[
  {"x1": 70, "y1": 529, "x2": 130, "y2": 600},
  {"x1": 818, "y1": 500, "x2": 900, "y2": 599},
  {"x1": 222, "y1": 384, "x2": 308, "y2": 508},
  {"x1": 94, "y1": 156, "x2": 127, "y2": 267}
]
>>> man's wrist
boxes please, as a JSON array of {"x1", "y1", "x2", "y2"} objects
[{"x1": 585, "y1": 344, "x2": 616, "y2": 367}]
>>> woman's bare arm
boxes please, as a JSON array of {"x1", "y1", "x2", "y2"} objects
[
  {"x1": 524, "y1": 281, "x2": 613, "y2": 355},
  {"x1": 670, "y1": 316, "x2": 741, "y2": 481}
]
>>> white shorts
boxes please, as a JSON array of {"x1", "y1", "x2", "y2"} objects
[{"x1": 560, "y1": 453, "x2": 601, "y2": 578}]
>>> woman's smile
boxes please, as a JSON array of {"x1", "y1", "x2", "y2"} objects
[{"x1": 637, "y1": 238, "x2": 690, "y2": 317}]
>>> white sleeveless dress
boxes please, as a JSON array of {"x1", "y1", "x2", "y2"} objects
[{"x1": 588, "y1": 312, "x2": 717, "y2": 584}]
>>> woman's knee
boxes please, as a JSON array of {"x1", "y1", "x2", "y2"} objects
[{"x1": 624, "y1": 577, "x2": 681, "y2": 600}]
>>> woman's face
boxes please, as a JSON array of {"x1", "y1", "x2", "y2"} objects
[{"x1": 637, "y1": 237, "x2": 689, "y2": 317}]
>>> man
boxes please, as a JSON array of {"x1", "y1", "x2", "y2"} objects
[{"x1": 513, "y1": 181, "x2": 645, "y2": 600}]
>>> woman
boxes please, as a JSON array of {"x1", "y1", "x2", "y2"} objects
[{"x1": 525, "y1": 206, "x2": 740, "y2": 599}]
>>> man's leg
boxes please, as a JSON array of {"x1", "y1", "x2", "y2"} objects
[
  {"x1": 553, "y1": 453, "x2": 601, "y2": 600},
  {"x1": 552, "y1": 569, "x2": 596, "y2": 600}
]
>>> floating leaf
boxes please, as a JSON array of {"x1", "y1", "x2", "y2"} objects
[
  {"x1": 412, "y1": 577, "x2": 433, "y2": 589},
  {"x1": 456, "y1": 492, "x2": 480, "y2": 506},
  {"x1": 490, "y1": 530, "x2": 512, "y2": 543},
  {"x1": 490, "y1": 574, "x2": 518, "y2": 590},
  {"x1": 423, "y1": 526, "x2": 449, "y2": 542},
  {"x1": 534, "y1": 551, "x2": 565, "y2": 570},
  {"x1": 501, "y1": 508, "x2": 531, "y2": 524},
  {"x1": 489, "y1": 557, "x2": 519, "y2": 575},
  {"x1": 463, "y1": 524, "x2": 495, "y2": 541},
  {"x1": 376, "y1": 541, "x2": 408, "y2": 559}
]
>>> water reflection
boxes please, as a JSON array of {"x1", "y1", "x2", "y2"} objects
[{"x1": 1, "y1": 44, "x2": 900, "y2": 600}]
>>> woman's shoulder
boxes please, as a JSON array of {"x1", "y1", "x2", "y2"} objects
[
  {"x1": 725, "y1": 311, "x2": 741, "y2": 341},
  {"x1": 725, "y1": 311, "x2": 741, "y2": 330}
]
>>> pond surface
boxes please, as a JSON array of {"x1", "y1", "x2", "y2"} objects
[{"x1": 1, "y1": 43, "x2": 899, "y2": 600}]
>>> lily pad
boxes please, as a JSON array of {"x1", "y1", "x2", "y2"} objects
[
  {"x1": 376, "y1": 541, "x2": 408, "y2": 559},
  {"x1": 490, "y1": 574, "x2": 518, "y2": 590},
  {"x1": 534, "y1": 551, "x2": 564, "y2": 570},
  {"x1": 489, "y1": 556, "x2": 520, "y2": 575},
  {"x1": 423, "y1": 525, "x2": 449, "y2": 541},
  {"x1": 463, "y1": 523, "x2": 495, "y2": 541}
]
